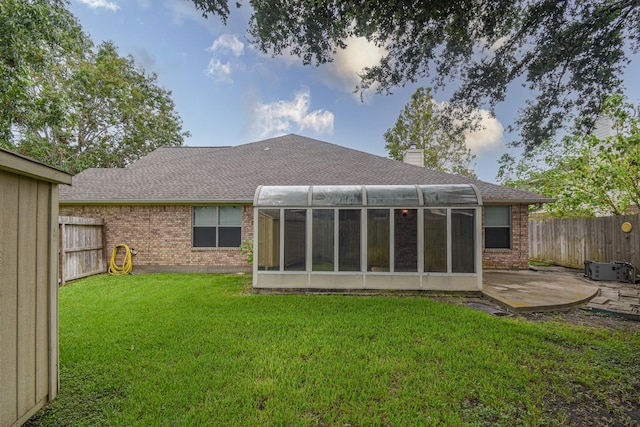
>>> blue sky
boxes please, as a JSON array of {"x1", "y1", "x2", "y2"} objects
[{"x1": 70, "y1": 0, "x2": 640, "y2": 183}]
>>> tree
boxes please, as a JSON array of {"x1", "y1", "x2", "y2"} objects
[
  {"x1": 0, "y1": 0, "x2": 88, "y2": 142},
  {"x1": 1, "y1": 1, "x2": 189, "y2": 174},
  {"x1": 14, "y1": 42, "x2": 189, "y2": 174},
  {"x1": 498, "y1": 95, "x2": 640, "y2": 217},
  {"x1": 188, "y1": 0, "x2": 639, "y2": 152},
  {"x1": 384, "y1": 87, "x2": 476, "y2": 178}
]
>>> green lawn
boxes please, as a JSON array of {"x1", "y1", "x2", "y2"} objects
[{"x1": 27, "y1": 274, "x2": 639, "y2": 426}]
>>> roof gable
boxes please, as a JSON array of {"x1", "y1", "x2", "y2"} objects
[{"x1": 59, "y1": 134, "x2": 552, "y2": 204}]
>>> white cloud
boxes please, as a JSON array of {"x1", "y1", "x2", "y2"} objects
[
  {"x1": 488, "y1": 35, "x2": 510, "y2": 52},
  {"x1": 463, "y1": 109, "x2": 504, "y2": 153},
  {"x1": 251, "y1": 90, "x2": 334, "y2": 138},
  {"x1": 259, "y1": 35, "x2": 386, "y2": 101},
  {"x1": 320, "y1": 36, "x2": 386, "y2": 101},
  {"x1": 204, "y1": 34, "x2": 245, "y2": 83},
  {"x1": 208, "y1": 34, "x2": 244, "y2": 57},
  {"x1": 77, "y1": 0, "x2": 119, "y2": 11},
  {"x1": 204, "y1": 59, "x2": 233, "y2": 82}
]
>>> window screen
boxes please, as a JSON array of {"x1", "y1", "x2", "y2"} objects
[
  {"x1": 313, "y1": 209, "x2": 334, "y2": 271},
  {"x1": 284, "y1": 209, "x2": 306, "y2": 271},
  {"x1": 367, "y1": 209, "x2": 390, "y2": 272},
  {"x1": 258, "y1": 209, "x2": 280, "y2": 270},
  {"x1": 452, "y1": 209, "x2": 475, "y2": 273},
  {"x1": 424, "y1": 209, "x2": 447, "y2": 272},
  {"x1": 394, "y1": 209, "x2": 417, "y2": 272},
  {"x1": 338, "y1": 209, "x2": 361, "y2": 271}
]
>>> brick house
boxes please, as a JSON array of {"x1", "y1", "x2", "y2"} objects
[{"x1": 59, "y1": 134, "x2": 552, "y2": 280}]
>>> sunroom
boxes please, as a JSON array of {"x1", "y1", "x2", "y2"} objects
[{"x1": 253, "y1": 184, "x2": 483, "y2": 291}]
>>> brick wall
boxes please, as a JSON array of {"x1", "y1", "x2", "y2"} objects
[
  {"x1": 59, "y1": 204, "x2": 253, "y2": 272},
  {"x1": 482, "y1": 204, "x2": 530, "y2": 270},
  {"x1": 60, "y1": 203, "x2": 531, "y2": 272}
]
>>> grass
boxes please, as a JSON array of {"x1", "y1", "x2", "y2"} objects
[
  {"x1": 27, "y1": 274, "x2": 640, "y2": 426},
  {"x1": 529, "y1": 260, "x2": 552, "y2": 267}
]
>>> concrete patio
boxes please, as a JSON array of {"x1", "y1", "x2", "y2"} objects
[{"x1": 482, "y1": 266, "x2": 630, "y2": 314}]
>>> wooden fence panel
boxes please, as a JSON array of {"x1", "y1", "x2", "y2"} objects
[
  {"x1": 530, "y1": 215, "x2": 640, "y2": 269},
  {"x1": 59, "y1": 216, "x2": 105, "y2": 285}
]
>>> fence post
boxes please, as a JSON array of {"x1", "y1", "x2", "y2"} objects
[{"x1": 59, "y1": 222, "x2": 66, "y2": 286}]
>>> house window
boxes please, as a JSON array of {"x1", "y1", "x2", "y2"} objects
[
  {"x1": 484, "y1": 205, "x2": 511, "y2": 249},
  {"x1": 192, "y1": 206, "x2": 242, "y2": 248}
]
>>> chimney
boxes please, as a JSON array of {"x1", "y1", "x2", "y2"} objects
[{"x1": 403, "y1": 145, "x2": 424, "y2": 167}]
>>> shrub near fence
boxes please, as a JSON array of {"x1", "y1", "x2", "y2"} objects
[
  {"x1": 59, "y1": 216, "x2": 105, "y2": 285},
  {"x1": 530, "y1": 215, "x2": 640, "y2": 269}
]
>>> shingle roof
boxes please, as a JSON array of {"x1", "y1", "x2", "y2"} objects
[{"x1": 59, "y1": 134, "x2": 553, "y2": 204}]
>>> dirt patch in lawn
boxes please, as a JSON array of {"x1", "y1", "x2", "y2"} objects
[
  {"x1": 438, "y1": 294, "x2": 640, "y2": 332},
  {"x1": 516, "y1": 308, "x2": 640, "y2": 333}
]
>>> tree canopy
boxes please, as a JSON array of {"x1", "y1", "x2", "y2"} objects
[
  {"x1": 384, "y1": 87, "x2": 476, "y2": 178},
  {"x1": 189, "y1": 0, "x2": 640, "y2": 152},
  {"x1": 0, "y1": 0, "x2": 88, "y2": 142},
  {"x1": 498, "y1": 95, "x2": 640, "y2": 217},
  {"x1": 1, "y1": 0, "x2": 188, "y2": 174}
]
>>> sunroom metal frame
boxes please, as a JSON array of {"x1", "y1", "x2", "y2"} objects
[{"x1": 253, "y1": 184, "x2": 483, "y2": 291}]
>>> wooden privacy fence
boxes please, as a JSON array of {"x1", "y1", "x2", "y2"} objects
[
  {"x1": 529, "y1": 215, "x2": 640, "y2": 269},
  {"x1": 59, "y1": 216, "x2": 105, "y2": 285}
]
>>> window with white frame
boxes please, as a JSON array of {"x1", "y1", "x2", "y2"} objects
[
  {"x1": 192, "y1": 206, "x2": 242, "y2": 248},
  {"x1": 484, "y1": 205, "x2": 511, "y2": 249}
]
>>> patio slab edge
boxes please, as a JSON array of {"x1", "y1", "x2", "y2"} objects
[{"x1": 481, "y1": 287, "x2": 600, "y2": 314}]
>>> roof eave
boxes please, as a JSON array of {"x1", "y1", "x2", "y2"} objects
[
  {"x1": 483, "y1": 198, "x2": 556, "y2": 205},
  {"x1": 59, "y1": 198, "x2": 254, "y2": 205},
  {"x1": 59, "y1": 197, "x2": 555, "y2": 205}
]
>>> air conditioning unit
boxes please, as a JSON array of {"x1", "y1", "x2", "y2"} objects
[{"x1": 584, "y1": 260, "x2": 637, "y2": 283}]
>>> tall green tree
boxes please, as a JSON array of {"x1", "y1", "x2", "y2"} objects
[
  {"x1": 15, "y1": 42, "x2": 189, "y2": 174},
  {"x1": 384, "y1": 88, "x2": 476, "y2": 178},
  {"x1": 0, "y1": 0, "x2": 88, "y2": 141},
  {"x1": 1, "y1": 0, "x2": 189, "y2": 174},
  {"x1": 498, "y1": 95, "x2": 640, "y2": 217},
  {"x1": 188, "y1": 0, "x2": 639, "y2": 152}
]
